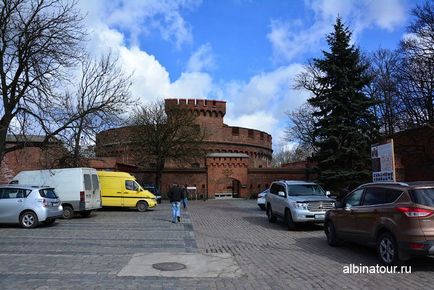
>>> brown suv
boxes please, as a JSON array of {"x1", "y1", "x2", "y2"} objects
[{"x1": 325, "y1": 182, "x2": 434, "y2": 265}]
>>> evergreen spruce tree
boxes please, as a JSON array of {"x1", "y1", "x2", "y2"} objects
[{"x1": 308, "y1": 17, "x2": 378, "y2": 192}]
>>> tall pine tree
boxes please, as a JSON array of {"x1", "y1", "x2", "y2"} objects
[{"x1": 308, "y1": 18, "x2": 378, "y2": 192}]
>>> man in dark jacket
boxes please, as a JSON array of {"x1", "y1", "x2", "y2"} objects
[{"x1": 167, "y1": 183, "x2": 184, "y2": 223}]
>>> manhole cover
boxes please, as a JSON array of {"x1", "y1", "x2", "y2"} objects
[{"x1": 152, "y1": 262, "x2": 187, "y2": 271}]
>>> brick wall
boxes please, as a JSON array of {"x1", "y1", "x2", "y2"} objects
[
  {"x1": 96, "y1": 98, "x2": 273, "y2": 169},
  {"x1": 392, "y1": 125, "x2": 434, "y2": 181},
  {"x1": 206, "y1": 156, "x2": 249, "y2": 198},
  {"x1": 0, "y1": 144, "x2": 66, "y2": 183}
]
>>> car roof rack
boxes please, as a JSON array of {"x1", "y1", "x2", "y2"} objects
[
  {"x1": 0, "y1": 184, "x2": 51, "y2": 188},
  {"x1": 279, "y1": 180, "x2": 315, "y2": 184},
  {"x1": 360, "y1": 182, "x2": 410, "y2": 187}
]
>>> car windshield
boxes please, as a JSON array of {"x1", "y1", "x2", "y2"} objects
[
  {"x1": 287, "y1": 184, "x2": 325, "y2": 196},
  {"x1": 39, "y1": 188, "x2": 58, "y2": 199},
  {"x1": 410, "y1": 188, "x2": 434, "y2": 207}
]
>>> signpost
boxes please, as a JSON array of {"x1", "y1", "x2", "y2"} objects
[{"x1": 371, "y1": 139, "x2": 396, "y2": 182}]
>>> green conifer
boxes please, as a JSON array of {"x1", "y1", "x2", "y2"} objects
[{"x1": 308, "y1": 18, "x2": 378, "y2": 192}]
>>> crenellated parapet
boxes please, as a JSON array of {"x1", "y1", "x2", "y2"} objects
[
  {"x1": 222, "y1": 125, "x2": 272, "y2": 149},
  {"x1": 96, "y1": 98, "x2": 273, "y2": 169},
  {"x1": 165, "y1": 98, "x2": 226, "y2": 118}
]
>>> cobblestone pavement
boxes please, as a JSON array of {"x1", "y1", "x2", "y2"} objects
[
  {"x1": 1, "y1": 199, "x2": 434, "y2": 289},
  {"x1": 188, "y1": 199, "x2": 434, "y2": 290}
]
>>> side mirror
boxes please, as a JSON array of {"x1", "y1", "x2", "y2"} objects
[
  {"x1": 278, "y1": 191, "x2": 286, "y2": 197},
  {"x1": 334, "y1": 201, "x2": 343, "y2": 208},
  {"x1": 326, "y1": 191, "x2": 331, "y2": 196}
]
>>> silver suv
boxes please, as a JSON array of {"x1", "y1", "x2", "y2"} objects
[
  {"x1": 0, "y1": 185, "x2": 63, "y2": 228},
  {"x1": 265, "y1": 181, "x2": 334, "y2": 230}
]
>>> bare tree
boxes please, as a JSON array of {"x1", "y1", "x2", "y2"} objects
[
  {"x1": 285, "y1": 102, "x2": 318, "y2": 153},
  {"x1": 366, "y1": 49, "x2": 402, "y2": 135},
  {"x1": 397, "y1": 1, "x2": 434, "y2": 126},
  {"x1": 294, "y1": 60, "x2": 327, "y2": 98},
  {"x1": 53, "y1": 53, "x2": 133, "y2": 167},
  {"x1": 130, "y1": 102, "x2": 205, "y2": 191},
  {"x1": 290, "y1": 60, "x2": 329, "y2": 153},
  {"x1": 0, "y1": 0, "x2": 85, "y2": 162},
  {"x1": 271, "y1": 145, "x2": 311, "y2": 167}
]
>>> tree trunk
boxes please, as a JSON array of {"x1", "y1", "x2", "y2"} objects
[
  {"x1": 0, "y1": 114, "x2": 12, "y2": 164},
  {"x1": 72, "y1": 120, "x2": 84, "y2": 167},
  {"x1": 155, "y1": 169, "x2": 162, "y2": 194},
  {"x1": 154, "y1": 157, "x2": 165, "y2": 195}
]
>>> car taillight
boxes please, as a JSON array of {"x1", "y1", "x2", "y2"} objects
[
  {"x1": 80, "y1": 191, "x2": 85, "y2": 202},
  {"x1": 409, "y1": 242, "x2": 426, "y2": 250},
  {"x1": 38, "y1": 198, "x2": 49, "y2": 208},
  {"x1": 396, "y1": 207, "x2": 434, "y2": 218}
]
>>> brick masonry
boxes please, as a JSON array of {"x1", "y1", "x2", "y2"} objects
[
  {"x1": 0, "y1": 142, "x2": 66, "y2": 183},
  {"x1": 95, "y1": 99, "x2": 312, "y2": 198}
]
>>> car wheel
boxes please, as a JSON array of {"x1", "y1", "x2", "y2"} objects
[
  {"x1": 42, "y1": 218, "x2": 56, "y2": 226},
  {"x1": 137, "y1": 201, "x2": 148, "y2": 212},
  {"x1": 377, "y1": 232, "x2": 400, "y2": 265},
  {"x1": 20, "y1": 211, "x2": 38, "y2": 229},
  {"x1": 325, "y1": 221, "x2": 340, "y2": 246},
  {"x1": 267, "y1": 205, "x2": 276, "y2": 223},
  {"x1": 285, "y1": 209, "x2": 296, "y2": 230},
  {"x1": 62, "y1": 205, "x2": 74, "y2": 219},
  {"x1": 259, "y1": 204, "x2": 265, "y2": 210},
  {"x1": 80, "y1": 211, "x2": 92, "y2": 218}
]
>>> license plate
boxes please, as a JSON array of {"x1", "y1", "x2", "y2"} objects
[{"x1": 315, "y1": 214, "x2": 325, "y2": 220}]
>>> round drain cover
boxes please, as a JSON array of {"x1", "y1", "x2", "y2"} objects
[{"x1": 152, "y1": 262, "x2": 186, "y2": 271}]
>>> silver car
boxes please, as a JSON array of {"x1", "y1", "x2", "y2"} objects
[
  {"x1": 265, "y1": 180, "x2": 334, "y2": 230},
  {"x1": 0, "y1": 185, "x2": 63, "y2": 228},
  {"x1": 257, "y1": 189, "x2": 269, "y2": 210}
]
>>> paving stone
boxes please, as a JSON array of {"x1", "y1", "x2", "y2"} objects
[{"x1": 0, "y1": 200, "x2": 433, "y2": 289}]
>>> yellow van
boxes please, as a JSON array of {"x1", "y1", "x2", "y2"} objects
[{"x1": 97, "y1": 171, "x2": 157, "y2": 211}]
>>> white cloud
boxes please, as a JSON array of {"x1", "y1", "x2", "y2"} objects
[
  {"x1": 119, "y1": 46, "x2": 171, "y2": 103},
  {"x1": 77, "y1": 22, "x2": 214, "y2": 106},
  {"x1": 186, "y1": 43, "x2": 216, "y2": 72},
  {"x1": 80, "y1": 0, "x2": 200, "y2": 48},
  {"x1": 77, "y1": 0, "x2": 310, "y2": 149},
  {"x1": 309, "y1": 0, "x2": 406, "y2": 31},
  {"x1": 224, "y1": 64, "x2": 307, "y2": 116},
  {"x1": 268, "y1": 0, "x2": 406, "y2": 63},
  {"x1": 225, "y1": 111, "x2": 278, "y2": 135},
  {"x1": 169, "y1": 72, "x2": 213, "y2": 98},
  {"x1": 222, "y1": 64, "x2": 309, "y2": 147},
  {"x1": 267, "y1": 19, "x2": 329, "y2": 63}
]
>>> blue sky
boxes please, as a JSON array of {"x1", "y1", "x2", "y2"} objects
[{"x1": 79, "y1": 0, "x2": 422, "y2": 150}]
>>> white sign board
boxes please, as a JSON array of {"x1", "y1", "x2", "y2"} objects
[{"x1": 371, "y1": 140, "x2": 395, "y2": 182}]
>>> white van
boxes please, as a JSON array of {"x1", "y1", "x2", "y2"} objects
[{"x1": 12, "y1": 168, "x2": 101, "y2": 219}]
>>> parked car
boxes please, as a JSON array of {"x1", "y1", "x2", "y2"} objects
[
  {"x1": 325, "y1": 181, "x2": 434, "y2": 265},
  {"x1": 12, "y1": 168, "x2": 101, "y2": 219},
  {"x1": 265, "y1": 180, "x2": 334, "y2": 229},
  {"x1": 257, "y1": 189, "x2": 269, "y2": 210},
  {"x1": 142, "y1": 184, "x2": 162, "y2": 204},
  {"x1": 98, "y1": 171, "x2": 157, "y2": 211},
  {"x1": 0, "y1": 185, "x2": 63, "y2": 228}
]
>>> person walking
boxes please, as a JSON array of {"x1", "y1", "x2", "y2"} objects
[
  {"x1": 182, "y1": 184, "x2": 188, "y2": 209},
  {"x1": 167, "y1": 183, "x2": 184, "y2": 223}
]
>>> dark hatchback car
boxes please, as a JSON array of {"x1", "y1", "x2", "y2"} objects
[{"x1": 325, "y1": 182, "x2": 434, "y2": 265}]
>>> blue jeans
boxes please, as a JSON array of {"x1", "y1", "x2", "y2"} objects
[
  {"x1": 171, "y1": 202, "x2": 181, "y2": 222},
  {"x1": 182, "y1": 197, "x2": 188, "y2": 208}
]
